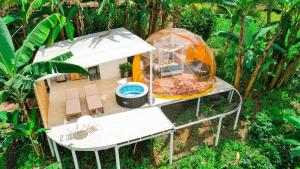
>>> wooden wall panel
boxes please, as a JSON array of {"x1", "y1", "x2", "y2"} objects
[{"x1": 34, "y1": 81, "x2": 49, "y2": 127}]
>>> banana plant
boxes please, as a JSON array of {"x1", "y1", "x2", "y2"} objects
[
  {"x1": 216, "y1": 1, "x2": 241, "y2": 59},
  {"x1": 244, "y1": 0, "x2": 300, "y2": 98},
  {"x1": 25, "y1": 0, "x2": 76, "y2": 42},
  {"x1": 127, "y1": 0, "x2": 149, "y2": 38},
  {"x1": 283, "y1": 115, "x2": 300, "y2": 158},
  {"x1": 0, "y1": 13, "x2": 89, "y2": 123},
  {"x1": 217, "y1": 20, "x2": 275, "y2": 77},
  {"x1": 0, "y1": 108, "x2": 48, "y2": 156}
]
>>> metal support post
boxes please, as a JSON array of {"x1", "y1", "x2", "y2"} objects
[
  {"x1": 95, "y1": 151, "x2": 102, "y2": 169},
  {"x1": 196, "y1": 97, "x2": 201, "y2": 116},
  {"x1": 228, "y1": 90, "x2": 234, "y2": 103},
  {"x1": 215, "y1": 116, "x2": 224, "y2": 146},
  {"x1": 52, "y1": 141, "x2": 62, "y2": 169},
  {"x1": 115, "y1": 146, "x2": 121, "y2": 169},
  {"x1": 46, "y1": 135, "x2": 54, "y2": 157},
  {"x1": 149, "y1": 50, "x2": 153, "y2": 105},
  {"x1": 71, "y1": 149, "x2": 79, "y2": 169},
  {"x1": 233, "y1": 105, "x2": 242, "y2": 130},
  {"x1": 169, "y1": 131, "x2": 174, "y2": 165}
]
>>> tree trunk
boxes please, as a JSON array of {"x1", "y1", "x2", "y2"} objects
[
  {"x1": 18, "y1": 101, "x2": 29, "y2": 123},
  {"x1": 270, "y1": 19, "x2": 300, "y2": 88},
  {"x1": 276, "y1": 55, "x2": 300, "y2": 87},
  {"x1": 234, "y1": 16, "x2": 245, "y2": 89},
  {"x1": 270, "y1": 58, "x2": 284, "y2": 88},
  {"x1": 148, "y1": 0, "x2": 155, "y2": 35},
  {"x1": 222, "y1": 22, "x2": 236, "y2": 59},
  {"x1": 22, "y1": 25, "x2": 26, "y2": 38},
  {"x1": 30, "y1": 136, "x2": 43, "y2": 156},
  {"x1": 268, "y1": 13, "x2": 291, "y2": 84},
  {"x1": 160, "y1": 9, "x2": 168, "y2": 30},
  {"x1": 244, "y1": 26, "x2": 281, "y2": 98},
  {"x1": 124, "y1": 0, "x2": 129, "y2": 27},
  {"x1": 261, "y1": 0, "x2": 273, "y2": 84},
  {"x1": 266, "y1": 0, "x2": 272, "y2": 41},
  {"x1": 76, "y1": 10, "x2": 85, "y2": 36},
  {"x1": 172, "y1": 6, "x2": 179, "y2": 27},
  {"x1": 148, "y1": 0, "x2": 160, "y2": 35},
  {"x1": 152, "y1": 1, "x2": 161, "y2": 34}
]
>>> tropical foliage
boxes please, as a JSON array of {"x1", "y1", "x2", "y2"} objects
[{"x1": 0, "y1": 0, "x2": 299, "y2": 168}]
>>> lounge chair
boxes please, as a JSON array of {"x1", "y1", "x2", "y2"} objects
[
  {"x1": 84, "y1": 84, "x2": 104, "y2": 115},
  {"x1": 65, "y1": 88, "x2": 82, "y2": 120}
]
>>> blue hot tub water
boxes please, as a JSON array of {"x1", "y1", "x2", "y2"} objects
[{"x1": 119, "y1": 84, "x2": 145, "y2": 96}]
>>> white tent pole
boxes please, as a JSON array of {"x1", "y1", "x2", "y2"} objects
[
  {"x1": 234, "y1": 105, "x2": 242, "y2": 130},
  {"x1": 149, "y1": 50, "x2": 153, "y2": 105},
  {"x1": 95, "y1": 151, "x2": 102, "y2": 169},
  {"x1": 46, "y1": 135, "x2": 54, "y2": 157},
  {"x1": 196, "y1": 97, "x2": 201, "y2": 116},
  {"x1": 52, "y1": 141, "x2": 62, "y2": 169},
  {"x1": 71, "y1": 149, "x2": 79, "y2": 169},
  {"x1": 215, "y1": 116, "x2": 224, "y2": 146},
  {"x1": 115, "y1": 146, "x2": 121, "y2": 169},
  {"x1": 228, "y1": 90, "x2": 234, "y2": 103},
  {"x1": 169, "y1": 131, "x2": 174, "y2": 165}
]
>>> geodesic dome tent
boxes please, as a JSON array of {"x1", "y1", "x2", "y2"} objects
[{"x1": 132, "y1": 28, "x2": 216, "y2": 99}]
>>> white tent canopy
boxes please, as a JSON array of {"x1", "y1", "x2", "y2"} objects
[{"x1": 33, "y1": 28, "x2": 155, "y2": 80}]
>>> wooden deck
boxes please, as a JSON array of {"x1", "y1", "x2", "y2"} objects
[
  {"x1": 48, "y1": 78, "x2": 131, "y2": 127},
  {"x1": 47, "y1": 77, "x2": 233, "y2": 128}
]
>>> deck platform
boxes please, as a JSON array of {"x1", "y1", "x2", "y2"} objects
[{"x1": 48, "y1": 77, "x2": 233, "y2": 127}]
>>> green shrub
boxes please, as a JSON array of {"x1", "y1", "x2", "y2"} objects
[
  {"x1": 243, "y1": 98, "x2": 255, "y2": 120},
  {"x1": 174, "y1": 146, "x2": 216, "y2": 169},
  {"x1": 259, "y1": 139, "x2": 294, "y2": 169},
  {"x1": 178, "y1": 5, "x2": 217, "y2": 40},
  {"x1": 218, "y1": 140, "x2": 274, "y2": 169},
  {"x1": 248, "y1": 112, "x2": 295, "y2": 168},
  {"x1": 248, "y1": 113, "x2": 275, "y2": 143}
]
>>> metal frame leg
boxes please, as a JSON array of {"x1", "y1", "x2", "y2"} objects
[
  {"x1": 233, "y1": 105, "x2": 242, "y2": 130},
  {"x1": 196, "y1": 97, "x2": 201, "y2": 116},
  {"x1": 95, "y1": 151, "x2": 102, "y2": 169},
  {"x1": 215, "y1": 116, "x2": 224, "y2": 146},
  {"x1": 71, "y1": 149, "x2": 79, "y2": 169},
  {"x1": 52, "y1": 141, "x2": 62, "y2": 169},
  {"x1": 149, "y1": 50, "x2": 153, "y2": 105},
  {"x1": 47, "y1": 135, "x2": 54, "y2": 157},
  {"x1": 169, "y1": 132, "x2": 174, "y2": 165},
  {"x1": 115, "y1": 146, "x2": 121, "y2": 169},
  {"x1": 228, "y1": 90, "x2": 234, "y2": 103}
]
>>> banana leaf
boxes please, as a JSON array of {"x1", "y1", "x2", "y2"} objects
[
  {"x1": 0, "y1": 18, "x2": 16, "y2": 75},
  {"x1": 22, "y1": 61, "x2": 89, "y2": 80},
  {"x1": 50, "y1": 51, "x2": 74, "y2": 62},
  {"x1": 291, "y1": 146, "x2": 300, "y2": 158},
  {"x1": 26, "y1": 0, "x2": 50, "y2": 22},
  {"x1": 284, "y1": 115, "x2": 300, "y2": 129},
  {"x1": 15, "y1": 13, "x2": 65, "y2": 68},
  {"x1": 215, "y1": 31, "x2": 239, "y2": 43},
  {"x1": 0, "y1": 91, "x2": 10, "y2": 104}
]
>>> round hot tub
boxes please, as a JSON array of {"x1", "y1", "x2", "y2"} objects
[{"x1": 116, "y1": 82, "x2": 148, "y2": 108}]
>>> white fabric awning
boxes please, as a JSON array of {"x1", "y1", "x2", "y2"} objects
[
  {"x1": 33, "y1": 28, "x2": 155, "y2": 80},
  {"x1": 47, "y1": 106, "x2": 174, "y2": 150}
]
